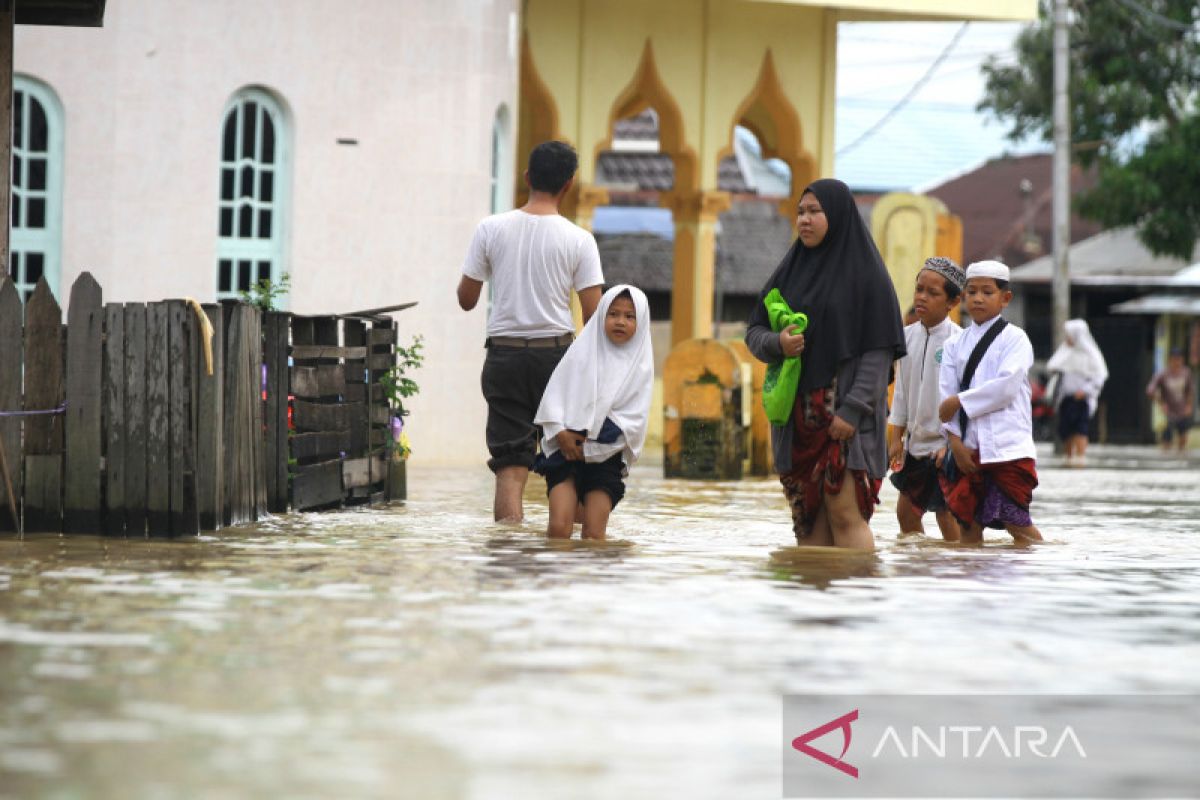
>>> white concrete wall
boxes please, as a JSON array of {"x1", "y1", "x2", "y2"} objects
[{"x1": 15, "y1": 0, "x2": 521, "y2": 466}]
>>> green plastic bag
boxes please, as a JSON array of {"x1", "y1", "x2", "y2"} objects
[{"x1": 761, "y1": 288, "x2": 808, "y2": 426}]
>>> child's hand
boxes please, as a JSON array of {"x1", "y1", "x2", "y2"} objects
[
  {"x1": 556, "y1": 430, "x2": 585, "y2": 461},
  {"x1": 938, "y1": 395, "x2": 961, "y2": 423},
  {"x1": 828, "y1": 415, "x2": 855, "y2": 441},
  {"x1": 779, "y1": 325, "x2": 805, "y2": 358},
  {"x1": 949, "y1": 437, "x2": 977, "y2": 474},
  {"x1": 887, "y1": 437, "x2": 904, "y2": 470},
  {"x1": 934, "y1": 446, "x2": 947, "y2": 468}
]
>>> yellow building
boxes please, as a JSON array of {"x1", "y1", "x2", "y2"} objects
[{"x1": 519, "y1": 0, "x2": 1036, "y2": 346}]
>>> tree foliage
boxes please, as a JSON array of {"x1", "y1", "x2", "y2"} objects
[{"x1": 979, "y1": 0, "x2": 1200, "y2": 259}]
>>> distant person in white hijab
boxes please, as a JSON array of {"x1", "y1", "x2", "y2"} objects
[
  {"x1": 534, "y1": 285, "x2": 654, "y2": 540},
  {"x1": 1047, "y1": 319, "x2": 1108, "y2": 467}
]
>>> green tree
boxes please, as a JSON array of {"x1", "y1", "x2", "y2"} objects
[{"x1": 979, "y1": 0, "x2": 1200, "y2": 259}]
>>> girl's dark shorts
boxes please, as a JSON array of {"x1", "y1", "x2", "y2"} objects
[
  {"x1": 539, "y1": 453, "x2": 626, "y2": 509},
  {"x1": 1057, "y1": 396, "x2": 1092, "y2": 439}
]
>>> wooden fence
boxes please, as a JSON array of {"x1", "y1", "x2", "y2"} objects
[{"x1": 0, "y1": 273, "x2": 401, "y2": 537}]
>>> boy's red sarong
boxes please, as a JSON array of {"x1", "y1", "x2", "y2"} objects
[
  {"x1": 779, "y1": 387, "x2": 881, "y2": 539},
  {"x1": 939, "y1": 452, "x2": 1037, "y2": 528}
]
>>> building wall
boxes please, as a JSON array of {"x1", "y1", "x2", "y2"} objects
[{"x1": 14, "y1": 0, "x2": 520, "y2": 466}]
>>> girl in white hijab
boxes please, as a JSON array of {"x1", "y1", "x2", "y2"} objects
[
  {"x1": 1047, "y1": 318, "x2": 1108, "y2": 467},
  {"x1": 534, "y1": 285, "x2": 654, "y2": 539}
]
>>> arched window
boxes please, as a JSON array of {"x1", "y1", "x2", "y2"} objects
[
  {"x1": 216, "y1": 87, "x2": 289, "y2": 302},
  {"x1": 10, "y1": 76, "x2": 64, "y2": 302},
  {"x1": 490, "y1": 104, "x2": 512, "y2": 214}
]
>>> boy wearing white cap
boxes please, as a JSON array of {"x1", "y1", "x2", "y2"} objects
[{"x1": 936, "y1": 261, "x2": 1043, "y2": 545}]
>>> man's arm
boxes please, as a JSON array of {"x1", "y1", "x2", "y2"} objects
[
  {"x1": 578, "y1": 285, "x2": 602, "y2": 324},
  {"x1": 457, "y1": 276, "x2": 483, "y2": 311}
]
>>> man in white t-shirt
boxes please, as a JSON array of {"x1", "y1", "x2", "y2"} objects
[{"x1": 458, "y1": 141, "x2": 604, "y2": 522}]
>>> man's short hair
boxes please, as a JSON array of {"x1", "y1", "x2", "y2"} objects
[{"x1": 528, "y1": 141, "x2": 578, "y2": 194}]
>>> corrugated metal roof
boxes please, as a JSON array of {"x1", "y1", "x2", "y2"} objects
[{"x1": 1011, "y1": 227, "x2": 1200, "y2": 285}]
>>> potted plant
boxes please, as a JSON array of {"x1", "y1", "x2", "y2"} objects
[{"x1": 380, "y1": 335, "x2": 424, "y2": 500}]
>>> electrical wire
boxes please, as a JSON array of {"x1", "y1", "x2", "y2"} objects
[{"x1": 836, "y1": 23, "x2": 970, "y2": 158}]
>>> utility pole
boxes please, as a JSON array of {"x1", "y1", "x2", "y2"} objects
[{"x1": 1052, "y1": 0, "x2": 1071, "y2": 349}]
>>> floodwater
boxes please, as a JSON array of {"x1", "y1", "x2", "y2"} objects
[{"x1": 1, "y1": 445, "x2": 1198, "y2": 799}]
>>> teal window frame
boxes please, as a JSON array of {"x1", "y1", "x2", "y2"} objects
[
  {"x1": 216, "y1": 87, "x2": 290, "y2": 304},
  {"x1": 10, "y1": 76, "x2": 64, "y2": 303}
]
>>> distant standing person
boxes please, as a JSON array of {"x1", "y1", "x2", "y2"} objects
[
  {"x1": 1146, "y1": 348, "x2": 1194, "y2": 452},
  {"x1": 1047, "y1": 319, "x2": 1108, "y2": 467},
  {"x1": 457, "y1": 141, "x2": 605, "y2": 522},
  {"x1": 745, "y1": 178, "x2": 906, "y2": 550}
]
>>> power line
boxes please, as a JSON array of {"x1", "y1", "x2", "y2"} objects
[
  {"x1": 1113, "y1": 0, "x2": 1195, "y2": 33},
  {"x1": 836, "y1": 23, "x2": 970, "y2": 158}
]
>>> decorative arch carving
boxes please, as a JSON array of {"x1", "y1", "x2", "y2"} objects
[
  {"x1": 595, "y1": 39, "x2": 698, "y2": 200},
  {"x1": 720, "y1": 50, "x2": 816, "y2": 217},
  {"x1": 516, "y1": 32, "x2": 563, "y2": 207}
]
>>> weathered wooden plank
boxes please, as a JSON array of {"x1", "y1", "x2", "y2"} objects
[
  {"x1": 291, "y1": 431, "x2": 350, "y2": 461},
  {"x1": 343, "y1": 383, "x2": 367, "y2": 403},
  {"x1": 368, "y1": 327, "x2": 398, "y2": 346},
  {"x1": 167, "y1": 301, "x2": 197, "y2": 536},
  {"x1": 102, "y1": 304, "x2": 126, "y2": 536},
  {"x1": 367, "y1": 353, "x2": 396, "y2": 371},
  {"x1": 0, "y1": 278, "x2": 22, "y2": 532},
  {"x1": 343, "y1": 320, "x2": 367, "y2": 388},
  {"x1": 343, "y1": 454, "x2": 386, "y2": 490},
  {"x1": 291, "y1": 365, "x2": 346, "y2": 399},
  {"x1": 369, "y1": 404, "x2": 392, "y2": 426},
  {"x1": 292, "y1": 400, "x2": 351, "y2": 433},
  {"x1": 123, "y1": 304, "x2": 148, "y2": 536},
  {"x1": 249, "y1": 306, "x2": 266, "y2": 519},
  {"x1": 24, "y1": 455, "x2": 61, "y2": 531},
  {"x1": 221, "y1": 303, "x2": 239, "y2": 526},
  {"x1": 263, "y1": 312, "x2": 280, "y2": 512},
  {"x1": 291, "y1": 459, "x2": 342, "y2": 511},
  {"x1": 196, "y1": 304, "x2": 223, "y2": 531},
  {"x1": 63, "y1": 273, "x2": 103, "y2": 534},
  {"x1": 22, "y1": 279, "x2": 63, "y2": 532},
  {"x1": 290, "y1": 345, "x2": 367, "y2": 361},
  {"x1": 146, "y1": 303, "x2": 170, "y2": 536},
  {"x1": 267, "y1": 312, "x2": 290, "y2": 513}
]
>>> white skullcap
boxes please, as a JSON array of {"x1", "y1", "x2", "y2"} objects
[{"x1": 966, "y1": 260, "x2": 1010, "y2": 282}]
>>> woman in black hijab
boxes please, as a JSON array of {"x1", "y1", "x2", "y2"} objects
[{"x1": 745, "y1": 178, "x2": 905, "y2": 549}]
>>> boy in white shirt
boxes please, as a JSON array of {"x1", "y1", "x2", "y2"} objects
[
  {"x1": 937, "y1": 261, "x2": 1043, "y2": 545},
  {"x1": 888, "y1": 257, "x2": 964, "y2": 541}
]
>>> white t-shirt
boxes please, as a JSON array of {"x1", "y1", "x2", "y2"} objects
[{"x1": 461, "y1": 209, "x2": 604, "y2": 338}]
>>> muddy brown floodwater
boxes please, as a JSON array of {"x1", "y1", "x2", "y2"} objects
[{"x1": 1, "y1": 445, "x2": 1198, "y2": 799}]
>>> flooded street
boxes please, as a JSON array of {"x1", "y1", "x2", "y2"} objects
[{"x1": 2, "y1": 446, "x2": 1198, "y2": 799}]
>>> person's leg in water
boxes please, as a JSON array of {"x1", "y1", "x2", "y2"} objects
[
  {"x1": 934, "y1": 510, "x2": 962, "y2": 542},
  {"x1": 1005, "y1": 522, "x2": 1043, "y2": 544},
  {"x1": 896, "y1": 493, "x2": 924, "y2": 534},
  {"x1": 547, "y1": 479, "x2": 579, "y2": 539},
  {"x1": 960, "y1": 520, "x2": 984, "y2": 545},
  {"x1": 580, "y1": 490, "x2": 613, "y2": 540},
  {"x1": 494, "y1": 466, "x2": 529, "y2": 523},
  {"x1": 799, "y1": 503, "x2": 834, "y2": 546},
  {"x1": 825, "y1": 476, "x2": 875, "y2": 550}
]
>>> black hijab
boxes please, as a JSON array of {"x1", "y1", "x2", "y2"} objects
[{"x1": 748, "y1": 178, "x2": 905, "y2": 391}]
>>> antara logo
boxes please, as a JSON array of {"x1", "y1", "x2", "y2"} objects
[{"x1": 791, "y1": 709, "x2": 860, "y2": 779}]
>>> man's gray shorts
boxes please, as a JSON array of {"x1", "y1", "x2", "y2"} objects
[{"x1": 480, "y1": 338, "x2": 570, "y2": 473}]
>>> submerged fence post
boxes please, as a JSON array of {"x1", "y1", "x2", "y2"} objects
[
  {"x1": 64, "y1": 272, "x2": 103, "y2": 534},
  {"x1": 0, "y1": 278, "x2": 22, "y2": 533},
  {"x1": 22, "y1": 278, "x2": 64, "y2": 533}
]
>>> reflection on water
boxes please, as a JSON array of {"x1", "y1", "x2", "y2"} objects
[{"x1": 1, "y1": 448, "x2": 1198, "y2": 798}]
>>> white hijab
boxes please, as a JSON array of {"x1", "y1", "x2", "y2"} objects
[
  {"x1": 535, "y1": 284, "x2": 654, "y2": 468},
  {"x1": 1047, "y1": 319, "x2": 1109, "y2": 383}
]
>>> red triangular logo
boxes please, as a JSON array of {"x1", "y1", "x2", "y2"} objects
[{"x1": 791, "y1": 708, "x2": 859, "y2": 779}]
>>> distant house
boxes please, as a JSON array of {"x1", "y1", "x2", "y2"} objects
[
  {"x1": 921, "y1": 152, "x2": 1102, "y2": 267},
  {"x1": 1011, "y1": 228, "x2": 1200, "y2": 443}
]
